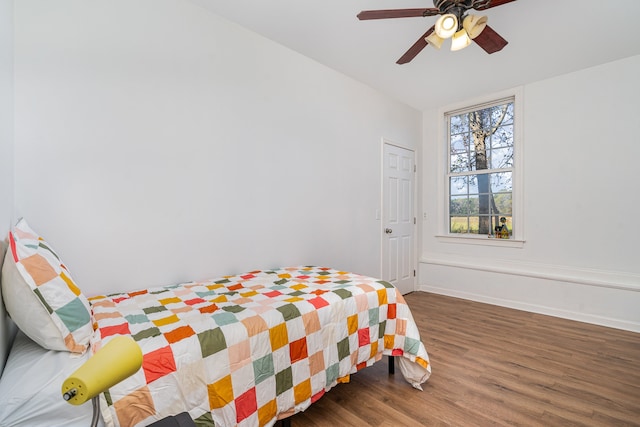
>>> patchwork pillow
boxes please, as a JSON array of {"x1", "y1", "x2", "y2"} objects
[{"x1": 1, "y1": 218, "x2": 92, "y2": 353}]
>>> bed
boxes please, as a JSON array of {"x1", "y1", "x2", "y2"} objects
[{"x1": 0, "y1": 219, "x2": 431, "y2": 427}]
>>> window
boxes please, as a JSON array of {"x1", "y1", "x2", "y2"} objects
[{"x1": 445, "y1": 96, "x2": 519, "y2": 241}]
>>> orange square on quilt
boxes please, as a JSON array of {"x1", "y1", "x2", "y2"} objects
[
  {"x1": 114, "y1": 386, "x2": 156, "y2": 427},
  {"x1": 20, "y1": 254, "x2": 57, "y2": 285},
  {"x1": 165, "y1": 325, "x2": 195, "y2": 344},
  {"x1": 289, "y1": 338, "x2": 308, "y2": 364}
]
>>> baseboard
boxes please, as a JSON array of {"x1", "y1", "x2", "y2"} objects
[
  {"x1": 418, "y1": 254, "x2": 640, "y2": 333},
  {"x1": 420, "y1": 253, "x2": 640, "y2": 292},
  {"x1": 418, "y1": 284, "x2": 640, "y2": 333}
]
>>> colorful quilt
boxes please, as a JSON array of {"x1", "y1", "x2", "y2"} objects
[{"x1": 89, "y1": 266, "x2": 431, "y2": 427}]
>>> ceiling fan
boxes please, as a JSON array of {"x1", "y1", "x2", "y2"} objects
[{"x1": 357, "y1": 0, "x2": 516, "y2": 64}]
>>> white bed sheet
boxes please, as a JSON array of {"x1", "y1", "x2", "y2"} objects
[{"x1": 0, "y1": 330, "x2": 104, "y2": 427}]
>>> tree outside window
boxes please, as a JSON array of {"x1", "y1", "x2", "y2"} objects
[{"x1": 447, "y1": 98, "x2": 514, "y2": 237}]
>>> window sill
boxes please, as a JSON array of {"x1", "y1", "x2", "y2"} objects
[{"x1": 435, "y1": 234, "x2": 525, "y2": 248}]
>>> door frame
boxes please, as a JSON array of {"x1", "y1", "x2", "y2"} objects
[{"x1": 380, "y1": 138, "x2": 418, "y2": 292}]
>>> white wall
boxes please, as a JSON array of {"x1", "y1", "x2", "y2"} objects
[
  {"x1": 13, "y1": 0, "x2": 422, "y2": 296},
  {"x1": 0, "y1": 0, "x2": 16, "y2": 369},
  {"x1": 420, "y1": 55, "x2": 640, "y2": 332}
]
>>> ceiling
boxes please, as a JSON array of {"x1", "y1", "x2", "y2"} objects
[{"x1": 189, "y1": 0, "x2": 640, "y2": 111}]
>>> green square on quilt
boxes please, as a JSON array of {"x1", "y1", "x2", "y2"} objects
[
  {"x1": 132, "y1": 327, "x2": 161, "y2": 341},
  {"x1": 125, "y1": 314, "x2": 149, "y2": 324},
  {"x1": 195, "y1": 290, "x2": 217, "y2": 298},
  {"x1": 378, "y1": 320, "x2": 386, "y2": 339},
  {"x1": 368, "y1": 308, "x2": 379, "y2": 326},
  {"x1": 275, "y1": 367, "x2": 293, "y2": 395},
  {"x1": 222, "y1": 305, "x2": 245, "y2": 314},
  {"x1": 143, "y1": 305, "x2": 167, "y2": 315},
  {"x1": 213, "y1": 311, "x2": 239, "y2": 325},
  {"x1": 56, "y1": 297, "x2": 91, "y2": 332},
  {"x1": 253, "y1": 353, "x2": 275, "y2": 385},
  {"x1": 198, "y1": 327, "x2": 227, "y2": 357},
  {"x1": 277, "y1": 303, "x2": 301, "y2": 321},
  {"x1": 194, "y1": 412, "x2": 214, "y2": 426},
  {"x1": 377, "y1": 280, "x2": 394, "y2": 288},
  {"x1": 333, "y1": 289, "x2": 352, "y2": 299},
  {"x1": 214, "y1": 278, "x2": 231, "y2": 284},
  {"x1": 274, "y1": 278, "x2": 288, "y2": 285},
  {"x1": 404, "y1": 337, "x2": 422, "y2": 355},
  {"x1": 337, "y1": 336, "x2": 351, "y2": 360},
  {"x1": 325, "y1": 363, "x2": 339, "y2": 384}
]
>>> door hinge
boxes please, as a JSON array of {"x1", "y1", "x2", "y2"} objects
[
  {"x1": 414, "y1": 164, "x2": 416, "y2": 173},
  {"x1": 414, "y1": 217, "x2": 416, "y2": 225},
  {"x1": 413, "y1": 269, "x2": 416, "y2": 277}
]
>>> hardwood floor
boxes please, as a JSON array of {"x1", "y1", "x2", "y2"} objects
[{"x1": 285, "y1": 292, "x2": 640, "y2": 426}]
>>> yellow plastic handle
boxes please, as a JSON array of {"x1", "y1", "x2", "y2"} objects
[{"x1": 61, "y1": 336, "x2": 143, "y2": 405}]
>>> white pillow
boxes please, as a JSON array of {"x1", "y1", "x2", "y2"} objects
[{"x1": 1, "y1": 219, "x2": 92, "y2": 353}]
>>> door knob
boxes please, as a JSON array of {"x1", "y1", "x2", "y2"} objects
[{"x1": 385, "y1": 228, "x2": 393, "y2": 234}]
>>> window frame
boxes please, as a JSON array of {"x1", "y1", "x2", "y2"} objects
[{"x1": 436, "y1": 87, "x2": 524, "y2": 248}]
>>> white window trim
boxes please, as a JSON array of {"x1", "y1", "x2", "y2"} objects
[{"x1": 436, "y1": 86, "x2": 524, "y2": 246}]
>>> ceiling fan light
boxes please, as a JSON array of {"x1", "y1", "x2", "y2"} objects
[
  {"x1": 434, "y1": 14, "x2": 458, "y2": 39},
  {"x1": 450, "y1": 29, "x2": 472, "y2": 51},
  {"x1": 462, "y1": 14, "x2": 488, "y2": 39},
  {"x1": 425, "y1": 32, "x2": 444, "y2": 49}
]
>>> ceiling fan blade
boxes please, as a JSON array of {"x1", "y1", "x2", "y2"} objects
[
  {"x1": 357, "y1": 8, "x2": 439, "y2": 20},
  {"x1": 474, "y1": 0, "x2": 516, "y2": 11},
  {"x1": 473, "y1": 25, "x2": 508, "y2": 54},
  {"x1": 397, "y1": 26, "x2": 435, "y2": 65}
]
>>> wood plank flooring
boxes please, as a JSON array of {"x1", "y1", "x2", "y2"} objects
[{"x1": 284, "y1": 292, "x2": 640, "y2": 426}]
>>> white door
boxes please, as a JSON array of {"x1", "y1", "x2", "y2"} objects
[{"x1": 382, "y1": 143, "x2": 416, "y2": 295}]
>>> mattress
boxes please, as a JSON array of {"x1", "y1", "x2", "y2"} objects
[{"x1": 0, "y1": 330, "x2": 105, "y2": 427}]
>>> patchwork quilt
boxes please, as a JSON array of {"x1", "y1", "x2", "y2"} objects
[{"x1": 89, "y1": 266, "x2": 431, "y2": 427}]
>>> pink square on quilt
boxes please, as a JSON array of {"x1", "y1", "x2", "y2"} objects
[
  {"x1": 235, "y1": 387, "x2": 258, "y2": 423},
  {"x1": 395, "y1": 318, "x2": 407, "y2": 336},
  {"x1": 355, "y1": 293, "x2": 368, "y2": 312},
  {"x1": 241, "y1": 316, "x2": 268, "y2": 337},
  {"x1": 228, "y1": 340, "x2": 251, "y2": 372},
  {"x1": 302, "y1": 311, "x2": 321, "y2": 334},
  {"x1": 308, "y1": 351, "x2": 325, "y2": 376},
  {"x1": 143, "y1": 346, "x2": 177, "y2": 384}
]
